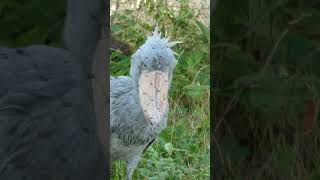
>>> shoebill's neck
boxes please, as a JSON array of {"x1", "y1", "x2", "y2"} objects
[
  {"x1": 91, "y1": 29, "x2": 108, "y2": 157},
  {"x1": 64, "y1": 0, "x2": 107, "y2": 155},
  {"x1": 63, "y1": 0, "x2": 103, "y2": 73}
]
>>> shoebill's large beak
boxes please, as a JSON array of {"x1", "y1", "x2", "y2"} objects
[{"x1": 139, "y1": 70, "x2": 169, "y2": 126}]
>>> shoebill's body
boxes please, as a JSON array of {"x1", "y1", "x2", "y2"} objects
[
  {"x1": 0, "y1": 0, "x2": 107, "y2": 179},
  {"x1": 110, "y1": 28, "x2": 179, "y2": 180}
]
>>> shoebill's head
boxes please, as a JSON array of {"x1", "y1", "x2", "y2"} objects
[{"x1": 130, "y1": 27, "x2": 181, "y2": 126}]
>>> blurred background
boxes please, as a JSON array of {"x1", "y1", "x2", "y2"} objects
[
  {"x1": 110, "y1": 0, "x2": 210, "y2": 179},
  {"x1": 213, "y1": 0, "x2": 320, "y2": 179},
  {"x1": 0, "y1": 0, "x2": 65, "y2": 47}
]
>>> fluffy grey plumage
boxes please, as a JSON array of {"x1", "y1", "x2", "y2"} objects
[
  {"x1": 110, "y1": 27, "x2": 179, "y2": 180},
  {"x1": 0, "y1": 0, "x2": 106, "y2": 179}
]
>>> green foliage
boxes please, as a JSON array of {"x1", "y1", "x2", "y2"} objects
[
  {"x1": 0, "y1": 0, "x2": 65, "y2": 47},
  {"x1": 214, "y1": 0, "x2": 320, "y2": 179},
  {"x1": 111, "y1": 0, "x2": 209, "y2": 179},
  {"x1": 110, "y1": 50, "x2": 131, "y2": 76}
]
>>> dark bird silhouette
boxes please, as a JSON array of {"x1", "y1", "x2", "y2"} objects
[
  {"x1": 110, "y1": 26, "x2": 180, "y2": 180},
  {"x1": 0, "y1": 0, "x2": 107, "y2": 179}
]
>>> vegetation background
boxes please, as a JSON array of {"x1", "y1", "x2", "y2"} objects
[
  {"x1": 110, "y1": 0, "x2": 210, "y2": 179},
  {"x1": 0, "y1": 0, "x2": 65, "y2": 47},
  {"x1": 213, "y1": 0, "x2": 320, "y2": 179}
]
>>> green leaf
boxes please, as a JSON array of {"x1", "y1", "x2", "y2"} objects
[
  {"x1": 195, "y1": 20, "x2": 209, "y2": 44},
  {"x1": 164, "y1": 143, "x2": 174, "y2": 155}
]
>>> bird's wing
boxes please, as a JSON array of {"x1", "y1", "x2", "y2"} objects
[
  {"x1": 0, "y1": 45, "x2": 105, "y2": 179},
  {"x1": 110, "y1": 76, "x2": 166, "y2": 146},
  {"x1": 0, "y1": 45, "x2": 75, "y2": 104},
  {"x1": 110, "y1": 76, "x2": 156, "y2": 144}
]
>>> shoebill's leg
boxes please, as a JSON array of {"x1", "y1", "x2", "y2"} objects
[{"x1": 126, "y1": 154, "x2": 141, "y2": 180}]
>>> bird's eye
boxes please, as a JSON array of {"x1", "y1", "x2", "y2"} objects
[{"x1": 142, "y1": 63, "x2": 147, "y2": 68}]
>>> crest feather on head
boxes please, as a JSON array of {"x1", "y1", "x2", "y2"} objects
[
  {"x1": 130, "y1": 22, "x2": 180, "y2": 81},
  {"x1": 144, "y1": 23, "x2": 183, "y2": 50}
]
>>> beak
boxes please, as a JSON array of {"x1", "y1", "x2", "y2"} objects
[{"x1": 139, "y1": 70, "x2": 169, "y2": 126}]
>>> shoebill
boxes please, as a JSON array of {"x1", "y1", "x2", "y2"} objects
[
  {"x1": 0, "y1": 0, "x2": 107, "y2": 179},
  {"x1": 110, "y1": 27, "x2": 180, "y2": 180}
]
